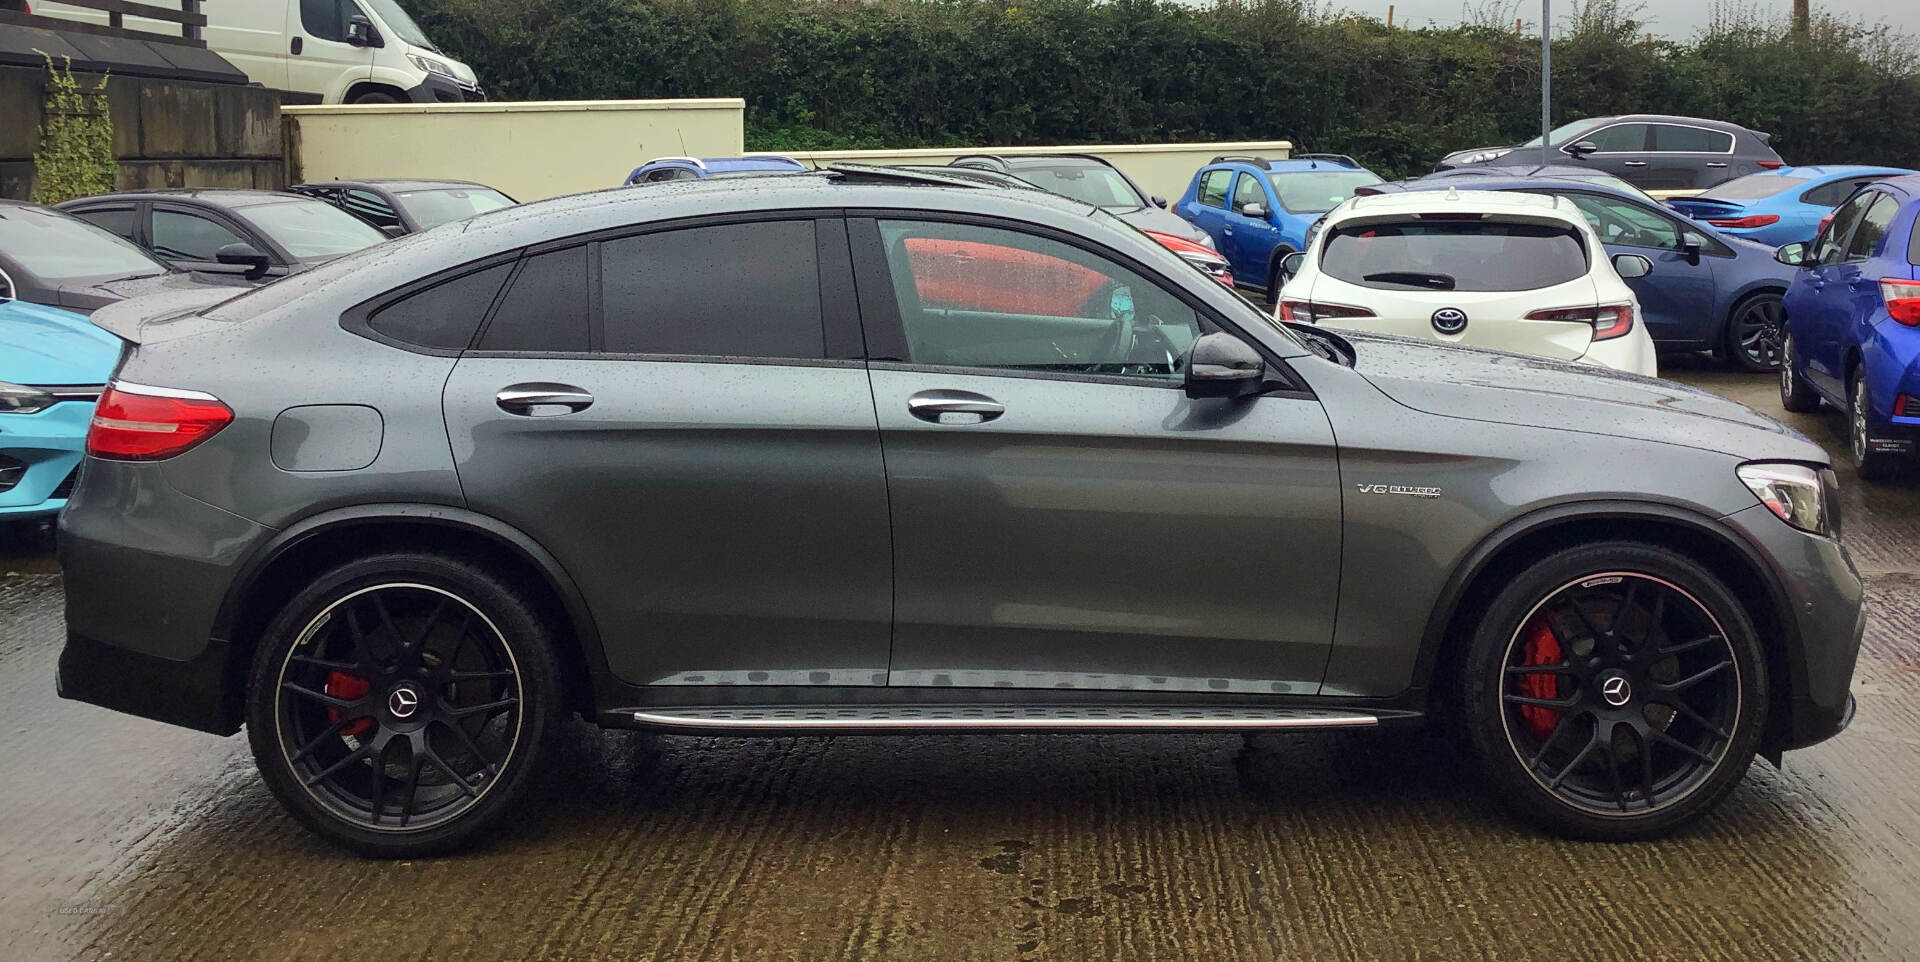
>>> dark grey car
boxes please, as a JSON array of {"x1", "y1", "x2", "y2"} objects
[
  {"x1": 0, "y1": 200, "x2": 250, "y2": 314},
  {"x1": 56, "y1": 166, "x2": 1863, "y2": 856},
  {"x1": 57, "y1": 189, "x2": 387, "y2": 281},
  {"x1": 290, "y1": 179, "x2": 519, "y2": 237},
  {"x1": 1436, "y1": 115, "x2": 1786, "y2": 191}
]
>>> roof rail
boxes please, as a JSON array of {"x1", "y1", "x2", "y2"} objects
[
  {"x1": 825, "y1": 163, "x2": 990, "y2": 188},
  {"x1": 949, "y1": 155, "x2": 1012, "y2": 171},
  {"x1": 1295, "y1": 153, "x2": 1362, "y2": 168},
  {"x1": 741, "y1": 153, "x2": 807, "y2": 167},
  {"x1": 642, "y1": 156, "x2": 708, "y2": 169},
  {"x1": 1210, "y1": 154, "x2": 1274, "y2": 166}
]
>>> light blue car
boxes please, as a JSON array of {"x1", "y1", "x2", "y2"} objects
[
  {"x1": 0, "y1": 295, "x2": 120, "y2": 520},
  {"x1": 1667, "y1": 165, "x2": 1917, "y2": 247}
]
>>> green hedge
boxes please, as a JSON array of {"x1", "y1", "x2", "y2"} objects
[{"x1": 407, "y1": 0, "x2": 1920, "y2": 180}]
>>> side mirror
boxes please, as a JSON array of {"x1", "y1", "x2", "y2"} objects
[
  {"x1": 1280, "y1": 251, "x2": 1307, "y2": 281},
  {"x1": 1239, "y1": 202, "x2": 1268, "y2": 219},
  {"x1": 1681, "y1": 231, "x2": 1706, "y2": 264},
  {"x1": 1774, "y1": 242, "x2": 1811, "y2": 267},
  {"x1": 346, "y1": 14, "x2": 378, "y2": 47},
  {"x1": 1565, "y1": 140, "x2": 1599, "y2": 157},
  {"x1": 1151, "y1": 195, "x2": 1168, "y2": 209},
  {"x1": 1611, "y1": 253, "x2": 1653, "y2": 278},
  {"x1": 216, "y1": 242, "x2": 272, "y2": 281},
  {"x1": 1184, "y1": 332, "x2": 1267, "y2": 400}
]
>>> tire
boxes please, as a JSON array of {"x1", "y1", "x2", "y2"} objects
[
  {"x1": 1264, "y1": 247, "x2": 1295, "y2": 309},
  {"x1": 351, "y1": 90, "x2": 402, "y2": 105},
  {"x1": 1460, "y1": 542, "x2": 1767, "y2": 841},
  {"x1": 1778, "y1": 333, "x2": 1822, "y2": 413},
  {"x1": 1849, "y1": 372, "x2": 1900, "y2": 481},
  {"x1": 245, "y1": 551, "x2": 563, "y2": 857},
  {"x1": 1724, "y1": 291, "x2": 1786, "y2": 372}
]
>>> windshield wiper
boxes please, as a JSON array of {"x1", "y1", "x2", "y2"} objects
[{"x1": 1363, "y1": 271, "x2": 1456, "y2": 290}]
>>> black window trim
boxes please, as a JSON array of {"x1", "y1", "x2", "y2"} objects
[
  {"x1": 341, "y1": 248, "x2": 525, "y2": 357},
  {"x1": 150, "y1": 201, "x2": 292, "y2": 266},
  {"x1": 843, "y1": 208, "x2": 1311, "y2": 398},
  {"x1": 1843, "y1": 189, "x2": 1900, "y2": 264},
  {"x1": 1196, "y1": 168, "x2": 1233, "y2": 210}
]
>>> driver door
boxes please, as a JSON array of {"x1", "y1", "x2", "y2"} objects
[{"x1": 851, "y1": 217, "x2": 1343, "y2": 694}]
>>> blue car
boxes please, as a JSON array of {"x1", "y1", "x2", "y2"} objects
[
  {"x1": 1778, "y1": 174, "x2": 1920, "y2": 479},
  {"x1": 1175, "y1": 154, "x2": 1382, "y2": 302},
  {"x1": 623, "y1": 155, "x2": 808, "y2": 185},
  {"x1": 1396, "y1": 173, "x2": 1798, "y2": 370},
  {"x1": 0, "y1": 297, "x2": 119, "y2": 520},
  {"x1": 1669, "y1": 165, "x2": 1917, "y2": 248}
]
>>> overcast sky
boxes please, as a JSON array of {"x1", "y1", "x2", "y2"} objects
[{"x1": 1338, "y1": 1, "x2": 1920, "y2": 38}]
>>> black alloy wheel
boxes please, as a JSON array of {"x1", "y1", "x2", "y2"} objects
[
  {"x1": 247, "y1": 552, "x2": 561, "y2": 857},
  {"x1": 1463, "y1": 543, "x2": 1765, "y2": 840},
  {"x1": 1727, "y1": 292, "x2": 1786, "y2": 372}
]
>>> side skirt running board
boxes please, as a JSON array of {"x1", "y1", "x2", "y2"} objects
[{"x1": 618, "y1": 705, "x2": 1390, "y2": 734}]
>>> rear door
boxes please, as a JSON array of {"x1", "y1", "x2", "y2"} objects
[
  {"x1": 442, "y1": 216, "x2": 895, "y2": 689},
  {"x1": 1647, "y1": 123, "x2": 1738, "y2": 190},
  {"x1": 1185, "y1": 169, "x2": 1234, "y2": 260},
  {"x1": 1793, "y1": 190, "x2": 1878, "y2": 394},
  {"x1": 851, "y1": 216, "x2": 1342, "y2": 694},
  {"x1": 1221, "y1": 171, "x2": 1276, "y2": 283},
  {"x1": 1571, "y1": 122, "x2": 1653, "y2": 186},
  {"x1": 1550, "y1": 190, "x2": 1718, "y2": 347}
]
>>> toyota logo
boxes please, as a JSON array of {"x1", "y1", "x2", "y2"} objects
[
  {"x1": 388, "y1": 686, "x2": 421, "y2": 719},
  {"x1": 1432, "y1": 307, "x2": 1469, "y2": 335},
  {"x1": 1600, "y1": 675, "x2": 1633, "y2": 708}
]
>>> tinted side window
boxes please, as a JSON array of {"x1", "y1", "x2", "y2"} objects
[
  {"x1": 1197, "y1": 170, "x2": 1231, "y2": 208},
  {"x1": 1800, "y1": 180, "x2": 1861, "y2": 208},
  {"x1": 600, "y1": 221, "x2": 823, "y2": 358},
  {"x1": 1559, "y1": 193, "x2": 1681, "y2": 251},
  {"x1": 342, "y1": 189, "x2": 401, "y2": 230},
  {"x1": 368, "y1": 262, "x2": 510, "y2": 350},
  {"x1": 477, "y1": 247, "x2": 590, "y2": 352},
  {"x1": 1231, "y1": 173, "x2": 1265, "y2": 211},
  {"x1": 1846, "y1": 194, "x2": 1900, "y2": 261},
  {"x1": 1585, "y1": 124, "x2": 1648, "y2": 152},
  {"x1": 151, "y1": 210, "x2": 247, "y2": 261},
  {"x1": 1818, "y1": 193, "x2": 1874, "y2": 265},
  {"x1": 72, "y1": 207, "x2": 136, "y2": 240},
  {"x1": 1651, "y1": 125, "x2": 1733, "y2": 152},
  {"x1": 300, "y1": 0, "x2": 349, "y2": 41}
]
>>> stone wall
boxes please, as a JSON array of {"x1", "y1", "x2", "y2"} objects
[{"x1": 0, "y1": 63, "x2": 283, "y2": 200}]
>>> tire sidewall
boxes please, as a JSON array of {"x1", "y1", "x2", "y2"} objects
[
  {"x1": 1727, "y1": 292, "x2": 1784, "y2": 373},
  {"x1": 244, "y1": 552, "x2": 562, "y2": 857},
  {"x1": 1459, "y1": 542, "x2": 1768, "y2": 841}
]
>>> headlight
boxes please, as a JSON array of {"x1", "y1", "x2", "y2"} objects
[
  {"x1": 1459, "y1": 149, "x2": 1509, "y2": 165},
  {"x1": 1737, "y1": 462, "x2": 1834, "y2": 537},
  {"x1": 408, "y1": 54, "x2": 452, "y2": 77},
  {"x1": 0, "y1": 381, "x2": 53, "y2": 415}
]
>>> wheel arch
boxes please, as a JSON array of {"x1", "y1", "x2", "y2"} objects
[
  {"x1": 212, "y1": 504, "x2": 604, "y2": 724},
  {"x1": 1416, "y1": 501, "x2": 1801, "y2": 748},
  {"x1": 1721, "y1": 284, "x2": 1789, "y2": 348},
  {"x1": 342, "y1": 81, "x2": 410, "y2": 105}
]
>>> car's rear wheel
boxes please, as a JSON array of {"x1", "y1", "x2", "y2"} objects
[
  {"x1": 1849, "y1": 372, "x2": 1900, "y2": 481},
  {"x1": 1726, "y1": 292, "x2": 1785, "y2": 372},
  {"x1": 1779, "y1": 333, "x2": 1822, "y2": 413},
  {"x1": 1461, "y1": 543, "x2": 1766, "y2": 841},
  {"x1": 245, "y1": 551, "x2": 562, "y2": 857}
]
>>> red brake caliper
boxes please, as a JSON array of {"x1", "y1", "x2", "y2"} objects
[
  {"x1": 325, "y1": 671, "x2": 373, "y2": 738},
  {"x1": 1517, "y1": 617, "x2": 1562, "y2": 741}
]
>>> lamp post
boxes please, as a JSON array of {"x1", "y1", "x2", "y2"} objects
[{"x1": 1541, "y1": 0, "x2": 1552, "y2": 166}]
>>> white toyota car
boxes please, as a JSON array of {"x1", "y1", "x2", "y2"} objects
[{"x1": 1274, "y1": 189, "x2": 1659, "y2": 376}]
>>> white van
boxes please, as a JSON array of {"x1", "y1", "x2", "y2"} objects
[{"x1": 31, "y1": 0, "x2": 484, "y2": 104}]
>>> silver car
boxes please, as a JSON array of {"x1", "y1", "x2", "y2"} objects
[{"x1": 56, "y1": 165, "x2": 1863, "y2": 856}]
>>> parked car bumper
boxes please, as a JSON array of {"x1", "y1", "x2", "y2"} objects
[
  {"x1": 0, "y1": 399, "x2": 91, "y2": 520},
  {"x1": 405, "y1": 74, "x2": 487, "y2": 104}
]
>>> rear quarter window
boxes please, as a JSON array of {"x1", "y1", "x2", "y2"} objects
[
  {"x1": 1321, "y1": 220, "x2": 1589, "y2": 292},
  {"x1": 366, "y1": 262, "x2": 512, "y2": 350}
]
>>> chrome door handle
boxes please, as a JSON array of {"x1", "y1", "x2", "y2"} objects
[
  {"x1": 1706, "y1": 162, "x2": 1729, "y2": 168},
  {"x1": 908, "y1": 389, "x2": 1004, "y2": 425},
  {"x1": 496, "y1": 383, "x2": 593, "y2": 416},
  {"x1": 1623, "y1": 161, "x2": 1647, "y2": 167}
]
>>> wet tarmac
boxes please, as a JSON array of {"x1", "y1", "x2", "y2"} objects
[{"x1": 3, "y1": 361, "x2": 1919, "y2": 961}]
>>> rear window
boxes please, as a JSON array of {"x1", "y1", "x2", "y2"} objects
[
  {"x1": 1269, "y1": 171, "x2": 1384, "y2": 213},
  {"x1": 1320, "y1": 220, "x2": 1589, "y2": 292},
  {"x1": 1700, "y1": 174, "x2": 1797, "y2": 202},
  {"x1": 394, "y1": 187, "x2": 517, "y2": 230}
]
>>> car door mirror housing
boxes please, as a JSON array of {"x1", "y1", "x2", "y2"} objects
[
  {"x1": 1774, "y1": 242, "x2": 1811, "y2": 267},
  {"x1": 1611, "y1": 253, "x2": 1653, "y2": 278},
  {"x1": 1184, "y1": 332, "x2": 1267, "y2": 399},
  {"x1": 346, "y1": 14, "x2": 379, "y2": 47},
  {"x1": 1280, "y1": 251, "x2": 1307, "y2": 279},
  {"x1": 1681, "y1": 231, "x2": 1706, "y2": 264},
  {"x1": 1151, "y1": 195, "x2": 1168, "y2": 209},
  {"x1": 215, "y1": 243, "x2": 272, "y2": 281},
  {"x1": 1565, "y1": 140, "x2": 1599, "y2": 157},
  {"x1": 1240, "y1": 202, "x2": 1268, "y2": 219}
]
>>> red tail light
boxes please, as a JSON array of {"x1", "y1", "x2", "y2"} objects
[
  {"x1": 1896, "y1": 394, "x2": 1913, "y2": 417},
  {"x1": 1704, "y1": 214, "x2": 1781, "y2": 229},
  {"x1": 1526, "y1": 302, "x2": 1635, "y2": 340},
  {"x1": 86, "y1": 383, "x2": 233, "y2": 461},
  {"x1": 1277, "y1": 299, "x2": 1376, "y2": 323},
  {"x1": 1884, "y1": 279, "x2": 1920, "y2": 326},
  {"x1": 1817, "y1": 213, "x2": 1834, "y2": 237},
  {"x1": 1757, "y1": 161, "x2": 1785, "y2": 170}
]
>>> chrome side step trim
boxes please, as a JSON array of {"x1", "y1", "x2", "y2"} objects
[{"x1": 630, "y1": 705, "x2": 1379, "y2": 732}]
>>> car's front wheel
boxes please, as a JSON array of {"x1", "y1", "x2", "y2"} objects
[
  {"x1": 1461, "y1": 542, "x2": 1766, "y2": 841},
  {"x1": 245, "y1": 551, "x2": 563, "y2": 857},
  {"x1": 1726, "y1": 291, "x2": 1786, "y2": 372}
]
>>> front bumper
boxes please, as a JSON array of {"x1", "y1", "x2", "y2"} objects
[
  {"x1": 405, "y1": 74, "x2": 486, "y2": 104},
  {"x1": 0, "y1": 399, "x2": 91, "y2": 519}
]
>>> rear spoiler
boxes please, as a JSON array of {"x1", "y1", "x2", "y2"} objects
[{"x1": 89, "y1": 287, "x2": 243, "y2": 345}]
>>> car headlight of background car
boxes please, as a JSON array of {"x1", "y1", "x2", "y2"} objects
[
  {"x1": 0, "y1": 381, "x2": 54, "y2": 415},
  {"x1": 1738, "y1": 462, "x2": 1836, "y2": 538},
  {"x1": 408, "y1": 54, "x2": 453, "y2": 77},
  {"x1": 1454, "y1": 149, "x2": 1510, "y2": 165}
]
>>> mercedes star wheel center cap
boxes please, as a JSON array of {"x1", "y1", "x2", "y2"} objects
[
  {"x1": 1600, "y1": 674, "x2": 1633, "y2": 708},
  {"x1": 1432, "y1": 307, "x2": 1468, "y2": 334},
  {"x1": 388, "y1": 685, "x2": 421, "y2": 719}
]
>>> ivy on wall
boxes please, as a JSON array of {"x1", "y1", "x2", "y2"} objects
[{"x1": 31, "y1": 54, "x2": 116, "y2": 205}]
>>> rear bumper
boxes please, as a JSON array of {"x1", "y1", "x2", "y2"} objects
[{"x1": 58, "y1": 630, "x2": 241, "y2": 735}]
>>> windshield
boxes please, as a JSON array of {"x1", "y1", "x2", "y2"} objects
[
  {"x1": 0, "y1": 205, "x2": 166, "y2": 284},
  {"x1": 1700, "y1": 174, "x2": 1799, "y2": 201},
  {"x1": 1322, "y1": 220, "x2": 1589, "y2": 292},
  {"x1": 242, "y1": 199, "x2": 386, "y2": 261},
  {"x1": 1011, "y1": 166, "x2": 1147, "y2": 209},
  {"x1": 1269, "y1": 171, "x2": 1384, "y2": 213},
  {"x1": 361, "y1": 0, "x2": 437, "y2": 50},
  {"x1": 394, "y1": 188, "x2": 517, "y2": 230},
  {"x1": 1518, "y1": 120, "x2": 1601, "y2": 148}
]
